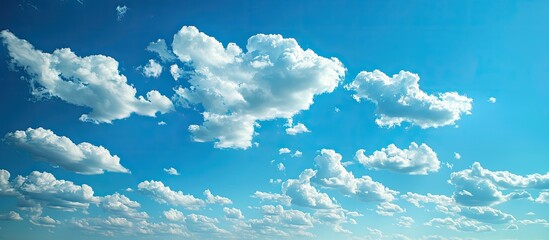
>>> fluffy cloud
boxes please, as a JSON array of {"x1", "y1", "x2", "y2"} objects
[
  {"x1": 277, "y1": 163, "x2": 285, "y2": 171},
  {"x1": 1, "y1": 30, "x2": 173, "y2": 124},
  {"x1": 402, "y1": 192, "x2": 460, "y2": 215},
  {"x1": 0, "y1": 211, "x2": 23, "y2": 221},
  {"x1": 449, "y1": 162, "x2": 549, "y2": 206},
  {"x1": 0, "y1": 169, "x2": 16, "y2": 196},
  {"x1": 488, "y1": 97, "x2": 496, "y2": 103},
  {"x1": 142, "y1": 59, "x2": 163, "y2": 78},
  {"x1": 171, "y1": 26, "x2": 345, "y2": 149},
  {"x1": 535, "y1": 192, "x2": 549, "y2": 203},
  {"x1": 169, "y1": 64, "x2": 183, "y2": 80},
  {"x1": 30, "y1": 215, "x2": 60, "y2": 228},
  {"x1": 186, "y1": 214, "x2": 228, "y2": 235},
  {"x1": 223, "y1": 207, "x2": 244, "y2": 219},
  {"x1": 285, "y1": 123, "x2": 311, "y2": 135},
  {"x1": 460, "y1": 206, "x2": 515, "y2": 224},
  {"x1": 10, "y1": 170, "x2": 99, "y2": 211},
  {"x1": 314, "y1": 149, "x2": 398, "y2": 202},
  {"x1": 146, "y1": 39, "x2": 176, "y2": 62},
  {"x1": 356, "y1": 142, "x2": 440, "y2": 175},
  {"x1": 397, "y1": 216, "x2": 414, "y2": 228},
  {"x1": 282, "y1": 169, "x2": 338, "y2": 209},
  {"x1": 346, "y1": 70, "x2": 472, "y2": 128},
  {"x1": 137, "y1": 180, "x2": 205, "y2": 209},
  {"x1": 4, "y1": 127, "x2": 129, "y2": 174},
  {"x1": 163, "y1": 167, "x2": 180, "y2": 176},
  {"x1": 376, "y1": 202, "x2": 405, "y2": 216},
  {"x1": 163, "y1": 208, "x2": 185, "y2": 222},
  {"x1": 425, "y1": 217, "x2": 494, "y2": 232},
  {"x1": 252, "y1": 191, "x2": 291, "y2": 206},
  {"x1": 100, "y1": 193, "x2": 148, "y2": 219},
  {"x1": 279, "y1": 148, "x2": 291, "y2": 154},
  {"x1": 204, "y1": 189, "x2": 232, "y2": 205}
]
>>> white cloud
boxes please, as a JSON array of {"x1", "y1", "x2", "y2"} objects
[
  {"x1": 4, "y1": 127, "x2": 129, "y2": 174},
  {"x1": 488, "y1": 97, "x2": 496, "y2": 103},
  {"x1": 158, "y1": 121, "x2": 167, "y2": 126},
  {"x1": 171, "y1": 26, "x2": 345, "y2": 149},
  {"x1": 376, "y1": 202, "x2": 405, "y2": 216},
  {"x1": 279, "y1": 148, "x2": 291, "y2": 154},
  {"x1": 116, "y1": 5, "x2": 128, "y2": 21},
  {"x1": 292, "y1": 150, "x2": 303, "y2": 158},
  {"x1": 397, "y1": 216, "x2": 414, "y2": 228},
  {"x1": 454, "y1": 152, "x2": 461, "y2": 160},
  {"x1": 449, "y1": 162, "x2": 549, "y2": 206},
  {"x1": 535, "y1": 192, "x2": 549, "y2": 203},
  {"x1": 402, "y1": 192, "x2": 460, "y2": 215},
  {"x1": 0, "y1": 211, "x2": 23, "y2": 221},
  {"x1": 223, "y1": 207, "x2": 244, "y2": 219},
  {"x1": 100, "y1": 193, "x2": 148, "y2": 219},
  {"x1": 1, "y1": 30, "x2": 173, "y2": 124},
  {"x1": 142, "y1": 59, "x2": 163, "y2": 78},
  {"x1": 169, "y1": 64, "x2": 183, "y2": 80},
  {"x1": 460, "y1": 206, "x2": 515, "y2": 224},
  {"x1": 0, "y1": 170, "x2": 16, "y2": 196},
  {"x1": 204, "y1": 189, "x2": 232, "y2": 205},
  {"x1": 425, "y1": 217, "x2": 494, "y2": 232},
  {"x1": 285, "y1": 123, "x2": 311, "y2": 135},
  {"x1": 314, "y1": 149, "x2": 398, "y2": 202},
  {"x1": 163, "y1": 167, "x2": 180, "y2": 176},
  {"x1": 356, "y1": 142, "x2": 440, "y2": 175},
  {"x1": 282, "y1": 169, "x2": 338, "y2": 209},
  {"x1": 517, "y1": 218, "x2": 549, "y2": 227},
  {"x1": 163, "y1": 208, "x2": 185, "y2": 222},
  {"x1": 277, "y1": 163, "x2": 285, "y2": 171},
  {"x1": 252, "y1": 191, "x2": 291, "y2": 206},
  {"x1": 30, "y1": 215, "x2": 60, "y2": 228},
  {"x1": 346, "y1": 70, "x2": 472, "y2": 128},
  {"x1": 146, "y1": 39, "x2": 176, "y2": 62},
  {"x1": 186, "y1": 214, "x2": 228, "y2": 235},
  {"x1": 137, "y1": 180, "x2": 205, "y2": 209},
  {"x1": 10, "y1": 170, "x2": 99, "y2": 211}
]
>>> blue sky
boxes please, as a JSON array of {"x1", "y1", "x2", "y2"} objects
[{"x1": 0, "y1": 0, "x2": 548, "y2": 239}]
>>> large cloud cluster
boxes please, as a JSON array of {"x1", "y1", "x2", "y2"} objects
[
  {"x1": 171, "y1": 26, "x2": 346, "y2": 148},
  {"x1": 0, "y1": 30, "x2": 173, "y2": 124}
]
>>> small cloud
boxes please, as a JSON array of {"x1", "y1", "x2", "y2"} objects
[
  {"x1": 488, "y1": 97, "x2": 497, "y2": 103},
  {"x1": 526, "y1": 212, "x2": 535, "y2": 216},
  {"x1": 269, "y1": 179, "x2": 282, "y2": 184},
  {"x1": 170, "y1": 64, "x2": 183, "y2": 80},
  {"x1": 125, "y1": 188, "x2": 134, "y2": 192},
  {"x1": 277, "y1": 163, "x2": 285, "y2": 171},
  {"x1": 116, "y1": 5, "x2": 128, "y2": 21},
  {"x1": 279, "y1": 148, "x2": 291, "y2": 155},
  {"x1": 163, "y1": 167, "x2": 180, "y2": 176},
  {"x1": 454, "y1": 152, "x2": 461, "y2": 160},
  {"x1": 291, "y1": 150, "x2": 302, "y2": 158},
  {"x1": 445, "y1": 162, "x2": 454, "y2": 169},
  {"x1": 285, "y1": 123, "x2": 310, "y2": 135},
  {"x1": 334, "y1": 107, "x2": 340, "y2": 113},
  {"x1": 158, "y1": 121, "x2": 167, "y2": 126},
  {"x1": 142, "y1": 59, "x2": 163, "y2": 78}
]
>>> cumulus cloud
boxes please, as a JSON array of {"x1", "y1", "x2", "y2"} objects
[
  {"x1": 252, "y1": 191, "x2": 291, "y2": 206},
  {"x1": 100, "y1": 193, "x2": 148, "y2": 219},
  {"x1": 0, "y1": 211, "x2": 23, "y2": 221},
  {"x1": 186, "y1": 214, "x2": 228, "y2": 235},
  {"x1": 376, "y1": 202, "x2": 405, "y2": 216},
  {"x1": 163, "y1": 208, "x2": 185, "y2": 222},
  {"x1": 279, "y1": 148, "x2": 291, "y2": 154},
  {"x1": 292, "y1": 150, "x2": 303, "y2": 158},
  {"x1": 142, "y1": 59, "x2": 163, "y2": 78},
  {"x1": 146, "y1": 39, "x2": 176, "y2": 62},
  {"x1": 449, "y1": 162, "x2": 549, "y2": 206},
  {"x1": 204, "y1": 189, "x2": 232, "y2": 205},
  {"x1": 460, "y1": 206, "x2": 515, "y2": 224},
  {"x1": 277, "y1": 163, "x2": 285, "y2": 171},
  {"x1": 425, "y1": 217, "x2": 494, "y2": 232},
  {"x1": 535, "y1": 192, "x2": 549, "y2": 203},
  {"x1": 6, "y1": 170, "x2": 99, "y2": 211},
  {"x1": 397, "y1": 216, "x2": 414, "y2": 228},
  {"x1": 356, "y1": 142, "x2": 440, "y2": 175},
  {"x1": 282, "y1": 169, "x2": 338, "y2": 209},
  {"x1": 137, "y1": 180, "x2": 205, "y2": 209},
  {"x1": 163, "y1": 167, "x2": 180, "y2": 176},
  {"x1": 116, "y1": 5, "x2": 128, "y2": 21},
  {"x1": 285, "y1": 123, "x2": 310, "y2": 135},
  {"x1": 171, "y1": 26, "x2": 345, "y2": 149},
  {"x1": 346, "y1": 70, "x2": 472, "y2": 128},
  {"x1": 223, "y1": 207, "x2": 244, "y2": 219},
  {"x1": 454, "y1": 152, "x2": 461, "y2": 160},
  {"x1": 0, "y1": 170, "x2": 16, "y2": 196},
  {"x1": 488, "y1": 97, "x2": 496, "y2": 103},
  {"x1": 402, "y1": 192, "x2": 460, "y2": 215},
  {"x1": 1, "y1": 30, "x2": 173, "y2": 124},
  {"x1": 169, "y1": 64, "x2": 183, "y2": 80},
  {"x1": 4, "y1": 127, "x2": 129, "y2": 174},
  {"x1": 314, "y1": 149, "x2": 398, "y2": 202},
  {"x1": 30, "y1": 215, "x2": 60, "y2": 228}
]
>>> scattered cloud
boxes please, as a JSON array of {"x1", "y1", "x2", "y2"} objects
[
  {"x1": 460, "y1": 206, "x2": 515, "y2": 224},
  {"x1": 488, "y1": 97, "x2": 496, "y2": 103},
  {"x1": 158, "y1": 121, "x2": 167, "y2": 125},
  {"x1": 223, "y1": 207, "x2": 244, "y2": 219},
  {"x1": 291, "y1": 150, "x2": 303, "y2": 158},
  {"x1": 278, "y1": 148, "x2": 291, "y2": 155},
  {"x1": 1, "y1": 30, "x2": 173, "y2": 123},
  {"x1": 397, "y1": 216, "x2": 414, "y2": 228},
  {"x1": 146, "y1": 39, "x2": 176, "y2": 62},
  {"x1": 277, "y1": 163, "x2": 285, "y2": 171},
  {"x1": 425, "y1": 217, "x2": 494, "y2": 232},
  {"x1": 4, "y1": 127, "x2": 129, "y2": 174},
  {"x1": 142, "y1": 59, "x2": 163, "y2": 78},
  {"x1": 137, "y1": 180, "x2": 205, "y2": 209},
  {"x1": 285, "y1": 123, "x2": 311, "y2": 135},
  {"x1": 116, "y1": 5, "x2": 128, "y2": 21},
  {"x1": 100, "y1": 193, "x2": 148, "y2": 219},
  {"x1": 454, "y1": 152, "x2": 461, "y2": 160},
  {"x1": 535, "y1": 192, "x2": 549, "y2": 203},
  {"x1": 163, "y1": 167, "x2": 180, "y2": 176},
  {"x1": 346, "y1": 70, "x2": 472, "y2": 128},
  {"x1": 376, "y1": 202, "x2": 405, "y2": 216},
  {"x1": 252, "y1": 191, "x2": 291, "y2": 206},
  {"x1": 169, "y1": 64, "x2": 183, "y2": 80},
  {"x1": 163, "y1": 208, "x2": 185, "y2": 222},
  {"x1": 356, "y1": 142, "x2": 440, "y2": 175},
  {"x1": 204, "y1": 189, "x2": 232, "y2": 205},
  {"x1": 0, "y1": 211, "x2": 23, "y2": 221},
  {"x1": 282, "y1": 169, "x2": 338, "y2": 209},
  {"x1": 171, "y1": 26, "x2": 345, "y2": 149}
]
